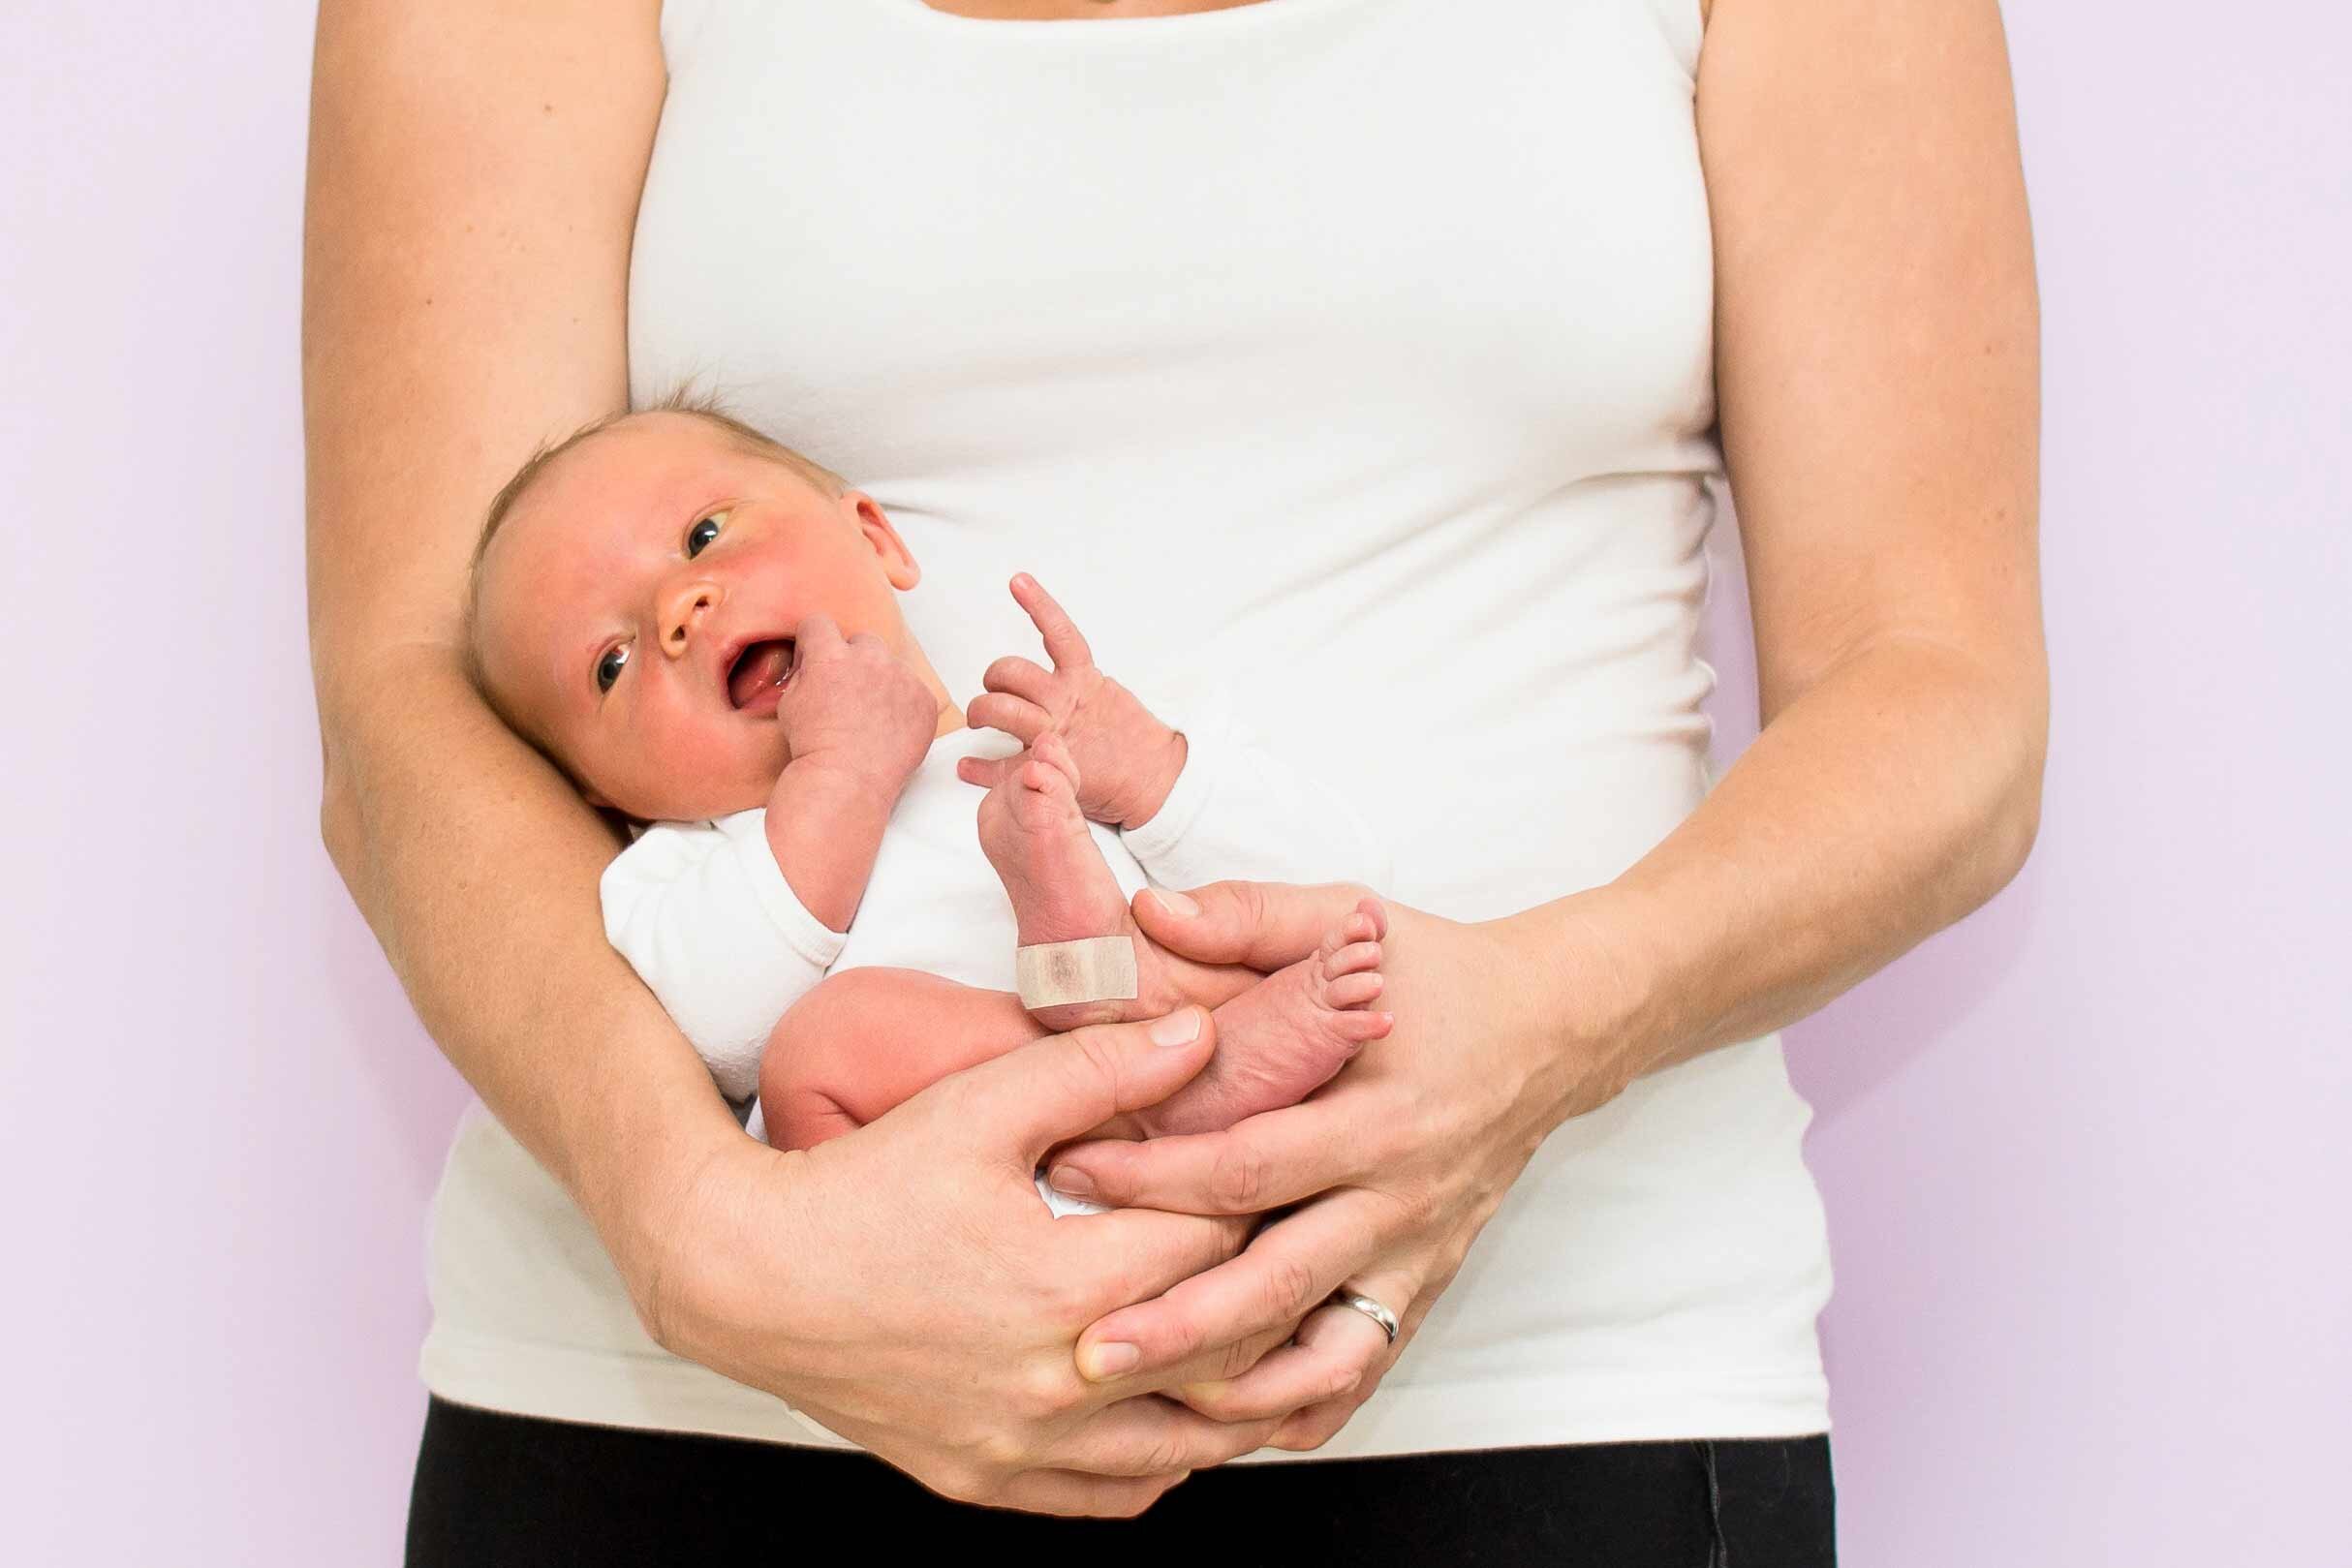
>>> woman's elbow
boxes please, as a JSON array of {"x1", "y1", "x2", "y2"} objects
[
  {"x1": 318, "y1": 739, "x2": 377, "y2": 912},
  {"x1": 309, "y1": 646, "x2": 474, "y2": 894},
  {"x1": 1981, "y1": 694, "x2": 2050, "y2": 899}
]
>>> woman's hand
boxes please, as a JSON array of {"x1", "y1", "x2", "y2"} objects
[
  {"x1": 1040, "y1": 880, "x2": 1656, "y2": 1451},
  {"x1": 631, "y1": 1003, "x2": 1315, "y2": 1516}
]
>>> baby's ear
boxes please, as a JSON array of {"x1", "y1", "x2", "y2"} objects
[{"x1": 848, "y1": 492, "x2": 922, "y2": 590}]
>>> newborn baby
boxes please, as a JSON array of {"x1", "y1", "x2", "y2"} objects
[{"x1": 463, "y1": 404, "x2": 1393, "y2": 1204}]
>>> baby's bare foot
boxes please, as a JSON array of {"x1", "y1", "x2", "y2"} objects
[
  {"x1": 1137, "y1": 898, "x2": 1394, "y2": 1138},
  {"x1": 978, "y1": 733, "x2": 1213, "y2": 1031}
]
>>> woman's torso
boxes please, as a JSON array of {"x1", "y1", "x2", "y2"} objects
[{"x1": 419, "y1": 0, "x2": 1834, "y2": 1457}]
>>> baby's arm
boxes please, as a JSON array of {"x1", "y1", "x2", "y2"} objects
[
  {"x1": 957, "y1": 575, "x2": 1393, "y2": 895},
  {"x1": 761, "y1": 615, "x2": 942, "y2": 931},
  {"x1": 1115, "y1": 679, "x2": 1392, "y2": 895},
  {"x1": 955, "y1": 575, "x2": 1190, "y2": 836}
]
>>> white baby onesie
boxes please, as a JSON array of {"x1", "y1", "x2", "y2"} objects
[{"x1": 599, "y1": 681, "x2": 1392, "y2": 1211}]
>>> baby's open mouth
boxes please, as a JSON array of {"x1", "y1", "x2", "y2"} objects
[{"x1": 727, "y1": 638, "x2": 794, "y2": 711}]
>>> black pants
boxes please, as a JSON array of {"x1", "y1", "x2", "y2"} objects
[{"x1": 408, "y1": 1397, "x2": 1834, "y2": 1566}]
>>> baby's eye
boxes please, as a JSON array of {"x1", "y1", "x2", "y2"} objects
[
  {"x1": 595, "y1": 643, "x2": 631, "y2": 693},
  {"x1": 685, "y1": 509, "x2": 728, "y2": 559}
]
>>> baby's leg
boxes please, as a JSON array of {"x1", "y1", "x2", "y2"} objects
[
  {"x1": 978, "y1": 732, "x2": 1255, "y2": 1031},
  {"x1": 980, "y1": 734, "x2": 1393, "y2": 1136},
  {"x1": 1136, "y1": 895, "x2": 1392, "y2": 1138},
  {"x1": 758, "y1": 906, "x2": 1392, "y2": 1159},
  {"x1": 759, "y1": 968, "x2": 1048, "y2": 1152},
  {"x1": 761, "y1": 967, "x2": 1198, "y2": 1154}
]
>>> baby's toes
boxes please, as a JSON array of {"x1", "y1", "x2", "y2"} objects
[
  {"x1": 1322, "y1": 938, "x2": 1382, "y2": 980},
  {"x1": 1325, "y1": 970, "x2": 1385, "y2": 1010}
]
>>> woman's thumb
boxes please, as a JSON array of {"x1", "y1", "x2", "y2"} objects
[
  {"x1": 976, "y1": 1007, "x2": 1218, "y2": 1160},
  {"x1": 1132, "y1": 879, "x2": 1381, "y2": 970}
]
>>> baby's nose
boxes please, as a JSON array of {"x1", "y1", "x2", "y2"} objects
[{"x1": 662, "y1": 582, "x2": 723, "y2": 656}]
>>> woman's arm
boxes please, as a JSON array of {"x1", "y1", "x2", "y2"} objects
[
  {"x1": 1604, "y1": 0, "x2": 2046, "y2": 1068},
  {"x1": 304, "y1": 0, "x2": 1320, "y2": 1514},
  {"x1": 304, "y1": 0, "x2": 727, "y2": 1257},
  {"x1": 1040, "y1": 0, "x2": 2046, "y2": 1447}
]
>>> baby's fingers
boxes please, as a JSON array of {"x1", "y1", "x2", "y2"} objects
[
  {"x1": 1009, "y1": 573, "x2": 1095, "y2": 673},
  {"x1": 955, "y1": 754, "x2": 1022, "y2": 791},
  {"x1": 792, "y1": 611, "x2": 845, "y2": 658},
  {"x1": 981, "y1": 655, "x2": 1059, "y2": 709},
  {"x1": 966, "y1": 692, "x2": 1053, "y2": 747}
]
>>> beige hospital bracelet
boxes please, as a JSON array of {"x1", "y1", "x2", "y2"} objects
[{"x1": 1013, "y1": 936, "x2": 1139, "y2": 1010}]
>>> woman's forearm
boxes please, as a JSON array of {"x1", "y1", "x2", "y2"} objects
[
  {"x1": 1536, "y1": 635, "x2": 2048, "y2": 1102},
  {"x1": 319, "y1": 655, "x2": 740, "y2": 1246}
]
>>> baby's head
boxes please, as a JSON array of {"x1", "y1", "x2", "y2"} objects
[{"x1": 464, "y1": 399, "x2": 933, "y2": 822}]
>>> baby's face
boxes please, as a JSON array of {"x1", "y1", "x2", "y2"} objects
[{"x1": 473, "y1": 412, "x2": 924, "y2": 821}]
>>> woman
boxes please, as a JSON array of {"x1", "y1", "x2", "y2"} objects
[{"x1": 305, "y1": 0, "x2": 2043, "y2": 1559}]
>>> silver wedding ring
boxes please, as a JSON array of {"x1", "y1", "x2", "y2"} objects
[{"x1": 1332, "y1": 1289, "x2": 1401, "y2": 1344}]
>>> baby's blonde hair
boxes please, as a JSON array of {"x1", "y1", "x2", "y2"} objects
[{"x1": 457, "y1": 387, "x2": 851, "y2": 784}]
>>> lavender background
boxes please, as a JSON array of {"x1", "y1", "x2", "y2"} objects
[{"x1": 5, "y1": 3, "x2": 2345, "y2": 1561}]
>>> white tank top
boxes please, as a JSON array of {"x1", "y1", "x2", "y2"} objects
[{"x1": 418, "y1": 0, "x2": 1834, "y2": 1456}]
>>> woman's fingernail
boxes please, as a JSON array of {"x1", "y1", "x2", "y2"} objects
[
  {"x1": 1145, "y1": 888, "x2": 1199, "y2": 919},
  {"x1": 1150, "y1": 1008, "x2": 1201, "y2": 1046},
  {"x1": 1046, "y1": 1165, "x2": 1095, "y2": 1200},
  {"x1": 1082, "y1": 1341, "x2": 1141, "y2": 1380}
]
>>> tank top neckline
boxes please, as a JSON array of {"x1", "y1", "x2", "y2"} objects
[{"x1": 857, "y1": 0, "x2": 1377, "y2": 39}]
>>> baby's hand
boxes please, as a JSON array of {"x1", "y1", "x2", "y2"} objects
[
  {"x1": 957, "y1": 575, "x2": 1187, "y2": 831},
  {"x1": 773, "y1": 613, "x2": 939, "y2": 794}
]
